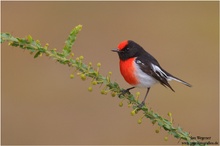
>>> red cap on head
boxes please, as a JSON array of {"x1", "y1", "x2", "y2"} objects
[{"x1": 118, "y1": 40, "x2": 128, "y2": 50}]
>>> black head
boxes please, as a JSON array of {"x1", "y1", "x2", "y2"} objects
[{"x1": 112, "y1": 40, "x2": 146, "y2": 60}]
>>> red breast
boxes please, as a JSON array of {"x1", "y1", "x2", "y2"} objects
[{"x1": 119, "y1": 58, "x2": 139, "y2": 86}]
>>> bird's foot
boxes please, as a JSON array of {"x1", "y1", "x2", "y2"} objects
[
  {"x1": 119, "y1": 87, "x2": 135, "y2": 97},
  {"x1": 137, "y1": 101, "x2": 145, "y2": 108},
  {"x1": 119, "y1": 89, "x2": 131, "y2": 97}
]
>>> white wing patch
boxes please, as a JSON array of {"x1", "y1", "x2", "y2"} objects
[
  {"x1": 151, "y1": 64, "x2": 172, "y2": 81},
  {"x1": 151, "y1": 63, "x2": 192, "y2": 87}
]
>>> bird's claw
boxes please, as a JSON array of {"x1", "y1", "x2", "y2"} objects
[
  {"x1": 137, "y1": 101, "x2": 145, "y2": 108},
  {"x1": 119, "y1": 89, "x2": 131, "y2": 97},
  {"x1": 119, "y1": 87, "x2": 135, "y2": 97}
]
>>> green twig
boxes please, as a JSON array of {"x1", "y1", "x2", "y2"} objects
[{"x1": 1, "y1": 25, "x2": 204, "y2": 145}]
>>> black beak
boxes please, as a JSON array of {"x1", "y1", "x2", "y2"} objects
[{"x1": 111, "y1": 48, "x2": 120, "y2": 52}]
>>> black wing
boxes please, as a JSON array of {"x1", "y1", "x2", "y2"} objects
[{"x1": 136, "y1": 56, "x2": 175, "y2": 92}]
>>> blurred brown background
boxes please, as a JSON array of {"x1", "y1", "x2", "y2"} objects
[{"x1": 1, "y1": 1, "x2": 219, "y2": 145}]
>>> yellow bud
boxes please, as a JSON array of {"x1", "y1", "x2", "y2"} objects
[
  {"x1": 100, "y1": 90, "x2": 105, "y2": 95},
  {"x1": 27, "y1": 35, "x2": 33, "y2": 42},
  {"x1": 136, "y1": 92, "x2": 140, "y2": 96},
  {"x1": 164, "y1": 136, "x2": 168, "y2": 141},
  {"x1": 80, "y1": 74, "x2": 86, "y2": 81},
  {"x1": 36, "y1": 40, "x2": 40, "y2": 44},
  {"x1": 131, "y1": 110, "x2": 136, "y2": 116},
  {"x1": 92, "y1": 81, "x2": 97, "y2": 85},
  {"x1": 111, "y1": 92, "x2": 116, "y2": 97},
  {"x1": 76, "y1": 25, "x2": 83, "y2": 31},
  {"x1": 119, "y1": 102, "x2": 123, "y2": 107},
  {"x1": 155, "y1": 129, "x2": 160, "y2": 133},
  {"x1": 168, "y1": 112, "x2": 172, "y2": 117},
  {"x1": 79, "y1": 55, "x2": 84, "y2": 60},
  {"x1": 88, "y1": 87, "x2": 93, "y2": 92},
  {"x1": 70, "y1": 74, "x2": 74, "y2": 79},
  {"x1": 97, "y1": 63, "x2": 101, "y2": 67},
  {"x1": 138, "y1": 119, "x2": 142, "y2": 124},
  {"x1": 76, "y1": 57, "x2": 79, "y2": 61},
  {"x1": 128, "y1": 103, "x2": 132, "y2": 108}
]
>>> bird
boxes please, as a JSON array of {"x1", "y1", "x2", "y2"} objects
[{"x1": 112, "y1": 40, "x2": 192, "y2": 107}]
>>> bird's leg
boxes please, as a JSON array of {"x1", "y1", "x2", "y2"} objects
[
  {"x1": 138, "y1": 87, "x2": 150, "y2": 108},
  {"x1": 119, "y1": 87, "x2": 135, "y2": 97}
]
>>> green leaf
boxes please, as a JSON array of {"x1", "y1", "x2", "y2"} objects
[
  {"x1": 177, "y1": 126, "x2": 183, "y2": 132},
  {"x1": 62, "y1": 24, "x2": 82, "y2": 57},
  {"x1": 17, "y1": 38, "x2": 28, "y2": 44},
  {"x1": 62, "y1": 47, "x2": 71, "y2": 56},
  {"x1": 50, "y1": 49, "x2": 57, "y2": 55},
  {"x1": 27, "y1": 35, "x2": 33, "y2": 42},
  {"x1": 34, "y1": 51, "x2": 41, "y2": 58},
  {"x1": 158, "y1": 120, "x2": 163, "y2": 127},
  {"x1": 1, "y1": 33, "x2": 18, "y2": 43},
  {"x1": 163, "y1": 124, "x2": 171, "y2": 131},
  {"x1": 27, "y1": 46, "x2": 36, "y2": 52},
  {"x1": 38, "y1": 47, "x2": 46, "y2": 52},
  {"x1": 57, "y1": 52, "x2": 65, "y2": 57},
  {"x1": 173, "y1": 133, "x2": 181, "y2": 139}
]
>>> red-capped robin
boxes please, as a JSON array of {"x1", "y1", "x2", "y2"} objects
[{"x1": 112, "y1": 40, "x2": 192, "y2": 106}]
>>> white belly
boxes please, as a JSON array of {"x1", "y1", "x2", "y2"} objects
[{"x1": 134, "y1": 62, "x2": 158, "y2": 88}]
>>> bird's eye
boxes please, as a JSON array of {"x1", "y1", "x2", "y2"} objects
[{"x1": 126, "y1": 47, "x2": 130, "y2": 51}]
